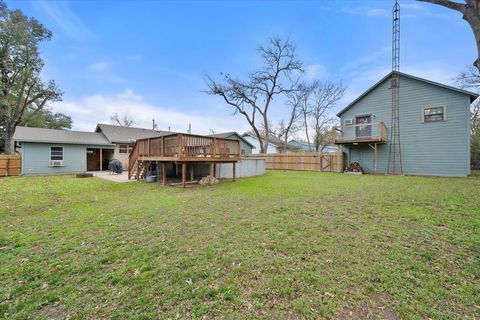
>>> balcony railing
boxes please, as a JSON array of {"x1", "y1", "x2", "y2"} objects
[{"x1": 333, "y1": 121, "x2": 387, "y2": 144}]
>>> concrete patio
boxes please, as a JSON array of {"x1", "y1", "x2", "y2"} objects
[{"x1": 91, "y1": 171, "x2": 132, "y2": 183}]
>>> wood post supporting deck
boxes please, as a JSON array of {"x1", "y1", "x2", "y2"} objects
[
  {"x1": 368, "y1": 143, "x2": 378, "y2": 174},
  {"x1": 182, "y1": 162, "x2": 187, "y2": 188},
  {"x1": 209, "y1": 163, "x2": 214, "y2": 185},
  {"x1": 99, "y1": 148, "x2": 103, "y2": 171},
  {"x1": 162, "y1": 162, "x2": 166, "y2": 185},
  {"x1": 233, "y1": 162, "x2": 236, "y2": 182},
  {"x1": 136, "y1": 160, "x2": 140, "y2": 181}
]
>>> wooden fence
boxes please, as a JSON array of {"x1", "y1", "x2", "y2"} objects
[
  {"x1": 0, "y1": 155, "x2": 21, "y2": 176},
  {"x1": 248, "y1": 152, "x2": 344, "y2": 173}
]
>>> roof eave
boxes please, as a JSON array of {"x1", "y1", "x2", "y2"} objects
[
  {"x1": 336, "y1": 71, "x2": 480, "y2": 117},
  {"x1": 15, "y1": 139, "x2": 114, "y2": 146}
]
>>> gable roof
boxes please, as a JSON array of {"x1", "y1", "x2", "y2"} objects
[
  {"x1": 95, "y1": 123, "x2": 172, "y2": 144},
  {"x1": 13, "y1": 126, "x2": 114, "y2": 146},
  {"x1": 241, "y1": 132, "x2": 285, "y2": 147},
  {"x1": 208, "y1": 131, "x2": 255, "y2": 148},
  {"x1": 336, "y1": 71, "x2": 479, "y2": 117}
]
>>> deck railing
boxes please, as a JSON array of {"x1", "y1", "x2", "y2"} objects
[
  {"x1": 128, "y1": 133, "x2": 241, "y2": 179},
  {"x1": 333, "y1": 121, "x2": 387, "y2": 144}
]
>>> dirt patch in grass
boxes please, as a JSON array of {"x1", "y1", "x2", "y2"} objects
[
  {"x1": 336, "y1": 292, "x2": 401, "y2": 320},
  {"x1": 32, "y1": 303, "x2": 71, "y2": 320}
]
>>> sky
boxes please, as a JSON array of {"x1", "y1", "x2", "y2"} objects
[{"x1": 7, "y1": 0, "x2": 477, "y2": 135}]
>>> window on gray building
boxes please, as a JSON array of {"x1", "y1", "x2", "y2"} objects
[
  {"x1": 50, "y1": 146, "x2": 64, "y2": 161},
  {"x1": 423, "y1": 106, "x2": 445, "y2": 122}
]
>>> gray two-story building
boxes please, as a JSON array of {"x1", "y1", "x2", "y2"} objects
[{"x1": 335, "y1": 72, "x2": 478, "y2": 177}]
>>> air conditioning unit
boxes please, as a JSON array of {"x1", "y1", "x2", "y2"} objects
[
  {"x1": 343, "y1": 119, "x2": 353, "y2": 125},
  {"x1": 50, "y1": 160, "x2": 63, "y2": 167}
]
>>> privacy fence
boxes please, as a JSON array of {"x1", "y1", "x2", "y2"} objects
[
  {"x1": 0, "y1": 155, "x2": 21, "y2": 176},
  {"x1": 248, "y1": 152, "x2": 344, "y2": 173}
]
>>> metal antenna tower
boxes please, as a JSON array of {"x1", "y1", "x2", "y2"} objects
[{"x1": 388, "y1": 0, "x2": 403, "y2": 174}]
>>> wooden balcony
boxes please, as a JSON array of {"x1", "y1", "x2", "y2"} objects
[
  {"x1": 333, "y1": 121, "x2": 387, "y2": 145},
  {"x1": 128, "y1": 133, "x2": 240, "y2": 181}
]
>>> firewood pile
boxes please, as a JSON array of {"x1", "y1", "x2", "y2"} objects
[
  {"x1": 198, "y1": 176, "x2": 219, "y2": 185},
  {"x1": 345, "y1": 162, "x2": 364, "y2": 173}
]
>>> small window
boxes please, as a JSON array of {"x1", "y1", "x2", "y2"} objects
[
  {"x1": 423, "y1": 106, "x2": 445, "y2": 122},
  {"x1": 50, "y1": 146, "x2": 64, "y2": 161},
  {"x1": 241, "y1": 149, "x2": 246, "y2": 155},
  {"x1": 118, "y1": 144, "x2": 132, "y2": 154}
]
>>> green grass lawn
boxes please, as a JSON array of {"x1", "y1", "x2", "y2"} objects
[{"x1": 1, "y1": 172, "x2": 479, "y2": 319}]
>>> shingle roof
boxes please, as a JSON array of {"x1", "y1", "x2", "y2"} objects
[
  {"x1": 95, "y1": 123, "x2": 172, "y2": 144},
  {"x1": 336, "y1": 71, "x2": 480, "y2": 117},
  {"x1": 242, "y1": 132, "x2": 285, "y2": 147},
  {"x1": 208, "y1": 131, "x2": 255, "y2": 148},
  {"x1": 13, "y1": 126, "x2": 114, "y2": 146}
]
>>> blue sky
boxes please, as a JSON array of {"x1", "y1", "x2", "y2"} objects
[{"x1": 7, "y1": 0, "x2": 477, "y2": 134}]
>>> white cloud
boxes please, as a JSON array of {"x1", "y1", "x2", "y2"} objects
[
  {"x1": 85, "y1": 61, "x2": 126, "y2": 83},
  {"x1": 88, "y1": 62, "x2": 109, "y2": 72},
  {"x1": 341, "y1": 47, "x2": 390, "y2": 76},
  {"x1": 36, "y1": 1, "x2": 93, "y2": 41},
  {"x1": 51, "y1": 90, "x2": 250, "y2": 134},
  {"x1": 367, "y1": 9, "x2": 388, "y2": 17},
  {"x1": 305, "y1": 64, "x2": 329, "y2": 80},
  {"x1": 342, "y1": 6, "x2": 388, "y2": 17}
]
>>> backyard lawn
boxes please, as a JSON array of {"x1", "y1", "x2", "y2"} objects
[{"x1": 0, "y1": 171, "x2": 479, "y2": 319}]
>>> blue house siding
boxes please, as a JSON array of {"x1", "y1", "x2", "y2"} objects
[
  {"x1": 340, "y1": 75, "x2": 472, "y2": 177},
  {"x1": 21, "y1": 142, "x2": 113, "y2": 175}
]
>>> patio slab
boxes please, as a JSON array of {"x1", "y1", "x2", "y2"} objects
[{"x1": 91, "y1": 171, "x2": 133, "y2": 183}]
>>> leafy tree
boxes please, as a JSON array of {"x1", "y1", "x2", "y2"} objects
[
  {"x1": 25, "y1": 108, "x2": 72, "y2": 130},
  {"x1": 205, "y1": 36, "x2": 303, "y2": 153},
  {"x1": 0, "y1": 1, "x2": 62, "y2": 154}
]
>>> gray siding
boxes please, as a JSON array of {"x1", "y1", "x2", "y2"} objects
[
  {"x1": 20, "y1": 142, "x2": 113, "y2": 175},
  {"x1": 340, "y1": 75, "x2": 470, "y2": 177}
]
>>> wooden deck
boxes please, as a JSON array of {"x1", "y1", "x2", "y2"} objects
[
  {"x1": 333, "y1": 122, "x2": 387, "y2": 145},
  {"x1": 128, "y1": 133, "x2": 240, "y2": 186}
]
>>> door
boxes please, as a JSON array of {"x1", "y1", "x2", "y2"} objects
[
  {"x1": 356, "y1": 115, "x2": 371, "y2": 138},
  {"x1": 86, "y1": 148, "x2": 100, "y2": 171}
]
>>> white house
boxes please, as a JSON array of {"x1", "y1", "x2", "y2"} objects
[{"x1": 242, "y1": 133, "x2": 282, "y2": 154}]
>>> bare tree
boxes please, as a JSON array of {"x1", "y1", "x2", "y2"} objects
[
  {"x1": 205, "y1": 36, "x2": 303, "y2": 153},
  {"x1": 271, "y1": 90, "x2": 304, "y2": 152},
  {"x1": 309, "y1": 81, "x2": 345, "y2": 152},
  {"x1": 456, "y1": 66, "x2": 480, "y2": 168},
  {"x1": 418, "y1": 0, "x2": 480, "y2": 72},
  {"x1": 296, "y1": 83, "x2": 315, "y2": 151},
  {"x1": 110, "y1": 113, "x2": 134, "y2": 127}
]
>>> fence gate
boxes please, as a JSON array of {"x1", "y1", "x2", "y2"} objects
[
  {"x1": 250, "y1": 152, "x2": 343, "y2": 173},
  {"x1": 0, "y1": 155, "x2": 21, "y2": 176}
]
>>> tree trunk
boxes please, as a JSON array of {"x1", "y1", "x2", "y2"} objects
[
  {"x1": 3, "y1": 125, "x2": 15, "y2": 154},
  {"x1": 263, "y1": 115, "x2": 269, "y2": 153},
  {"x1": 464, "y1": 9, "x2": 480, "y2": 71},
  {"x1": 418, "y1": 0, "x2": 480, "y2": 72},
  {"x1": 304, "y1": 114, "x2": 312, "y2": 151}
]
